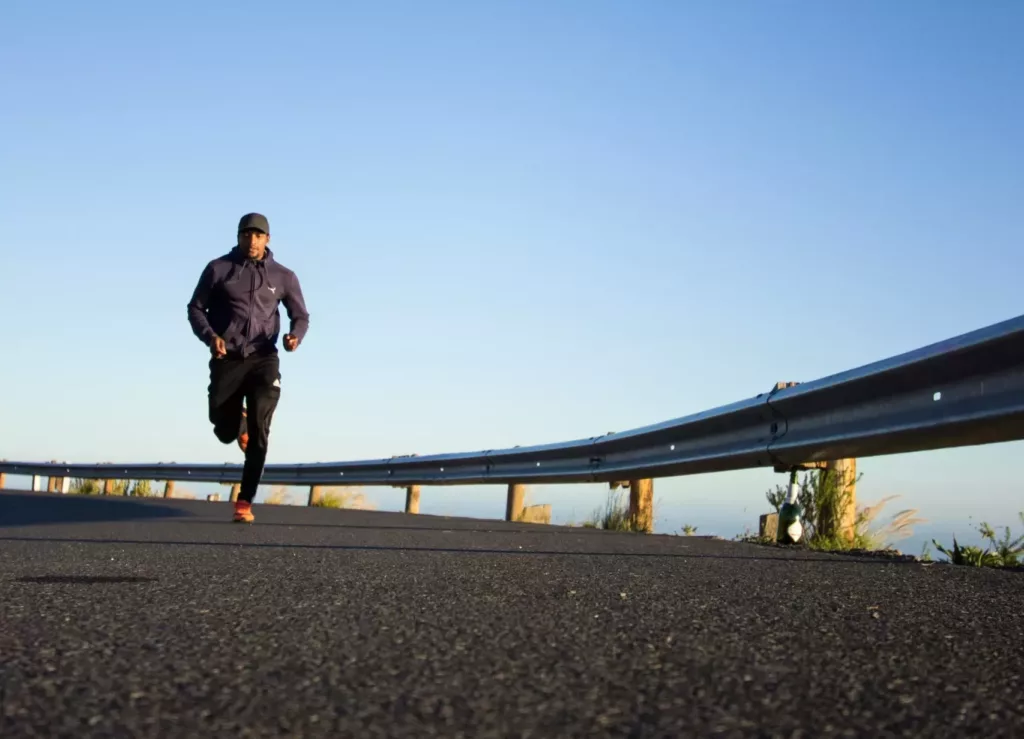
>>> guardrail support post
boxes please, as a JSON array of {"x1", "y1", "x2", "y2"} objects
[
  {"x1": 405, "y1": 485, "x2": 421, "y2": 514},
  {"x1": 506, "y1": 484, "x2": 525, "y2": 522},
  {"x1": 308, "y1": 485, "x2": 323, "y2": 506},
  {"x1": 0, "y1": 472, "x2": 5, "y2": 489},
  {"x1": 628, "y1": 478, "x2": 654, "y2": 533},
  {"x1": 819, "y1": 458, "x2": 857, "y2": 543},
  {"x1": 32, "y1": 475, "x2": 41, "y2": 492},
  {"x1": 103, "y1": 480, "x2": 114, "y2": 495},
  {"x1": 163, "y1": 481, "x2": 175, "y2": 498},
  {"x1": 230, "y1": 484, "x2": 241, "y2": 502}
]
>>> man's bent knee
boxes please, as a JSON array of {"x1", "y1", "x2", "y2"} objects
[{"x1": 212, "y1": 423, "x2": 238, "y2": 444}]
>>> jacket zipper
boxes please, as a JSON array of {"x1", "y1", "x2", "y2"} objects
[{"x1": 245, "y1": 263, "x2": 256, "y2": 356}]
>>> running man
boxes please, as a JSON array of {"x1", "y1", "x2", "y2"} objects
[{"x1": 187, "y1": 213, "x2": 310, "y2": 523}]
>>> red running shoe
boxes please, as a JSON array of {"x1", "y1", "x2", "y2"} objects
[{"x1": 233, "y1": 500, "x2": 254, "y2": 523}]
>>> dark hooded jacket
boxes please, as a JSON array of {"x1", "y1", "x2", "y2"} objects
[{"x1": 187, "y1": 246, "x2": 309, "y2": 358}]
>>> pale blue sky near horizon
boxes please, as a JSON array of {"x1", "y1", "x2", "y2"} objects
[{"x1": 2, "y1": 1, "x2": 1022, "y2": 542}]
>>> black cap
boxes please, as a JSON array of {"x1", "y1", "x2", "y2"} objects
[{"x1": 238, "y1": 212, "x2": 270, "y2": 234}]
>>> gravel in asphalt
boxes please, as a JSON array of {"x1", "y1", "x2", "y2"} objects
[{"x1": 2, "y1": 491, "x2": 1023, "y2": 737}]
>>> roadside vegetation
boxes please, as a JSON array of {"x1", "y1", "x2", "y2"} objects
[
  {"x1": 263, "y1": 486, "x2": 294, "y2": 505},
  {"x1": 579, "y1": 489, "x2": 646, "y2": 532},
  {"x1": 69, "y1": 478, "x2": 154, "y2": 497},
  {"x1": 756, "y1": 470, "x2": 924, "y2": 553},
  {"x1": 928, "y1": 514, "x2": 1024, "y2": 569},
  {"x1": 310, "y1": 486, "x2": 376, "y2": 510}
]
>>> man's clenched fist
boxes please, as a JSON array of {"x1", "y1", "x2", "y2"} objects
[
  {"x1": 284, "y1": 334, "x2": 300, "y2": 352},
  {"x1": 210, "y1": 335, "x2": 227, "y2": 359}
]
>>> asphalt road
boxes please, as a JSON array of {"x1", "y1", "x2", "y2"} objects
[{"x1": 1, "y1": 491, "x2": 1022, "y2": 738}]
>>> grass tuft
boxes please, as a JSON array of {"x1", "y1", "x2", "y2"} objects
[
  {"x1": 932, "y1": 513, "x2": 1024, "y2": 568},
  {"x1": 580, "y1": 490, "x2": 644, "y2": 532},
  {"x1": 311, "y1": 487, "x2": 376, "y2": 510},
  {"x1": 264, "y1": 486, "x2": 292, "y2": 505},
  {"x1": 69, "y1": 478, "x2": 102, "y2": 495}
]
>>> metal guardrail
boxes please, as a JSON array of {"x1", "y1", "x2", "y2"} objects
[{"x1": 3, "y1": 314, "x2": 1024, "y2": 487}]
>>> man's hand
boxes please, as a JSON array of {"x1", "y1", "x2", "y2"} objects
[
  {"x1": 210, "y1": 335, "x2": 227, "y2": 359},
  {"x1": 283, "y1": 334, "x2": 300, "y2": 352}
]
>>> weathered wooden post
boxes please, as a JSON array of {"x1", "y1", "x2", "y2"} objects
[
  {"x1": 820, "y1": 458, "x2": 857, "y2": 543},
  {"x1": 163, "y1": 481, "x2": 176, "y2": 498},
  {"x1": 230, "y1": 484, "x2": 241, "y2": 502},
  {"x1": 628, "y1": 478, "x2": 654, "y2": 533},
  {"x1": 405, "y1": 485, "x2": 421, "y2": 514},
  {"x1": 0, "y1": 472, "x2": 5, "y2": 489},
  {"x1": 505, "y1": 484, "x2": 525, "y2": 522},
  {"x1": 307, "y1": 485, "x2": 323, "y2": 506},
  {"x1": 103, "y1": 480, "x2": 115, "y2": 495}
]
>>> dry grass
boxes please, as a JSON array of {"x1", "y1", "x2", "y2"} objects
[
  {"x1": 811, "y1": 494, "x2": 926, "y2": 552},
  {"x1": 581, "y1": 490, "x2": 643, "y2": 532},
  {"x1": 856, "y1": 496, "x2": 926, "y2": 549},
  {"x1": 312, "y1": 486, "x2": 376, "y2": 510},
  {"x1": 69, "y1": 478, "x2": 102, "y2": 495},
  {"x1": 264, "y1": 486, "x2": 293, "y2": 505}
]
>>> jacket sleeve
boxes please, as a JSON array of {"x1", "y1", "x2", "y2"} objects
[
  {"x1": 187, "y1": 263, "x2": 218, "y2": 345},
  {"x1": 283, "y1": 270, "x2": 310, "y2": 342}
]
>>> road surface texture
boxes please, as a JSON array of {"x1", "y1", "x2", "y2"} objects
[{"x1": 1, "y1": 490, "x2": 1022, "y2": 738}]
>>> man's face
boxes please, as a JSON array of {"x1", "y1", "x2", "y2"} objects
[{"x1": 238, "y1": 228, "x2": 269, "y2": 260}]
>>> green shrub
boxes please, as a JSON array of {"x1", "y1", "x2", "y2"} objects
[
  {"x1": 69, "y1": 478, "x2": 101, "y2": 495},
  {"x1": 932, "y1": 513, "x2": 1024, "y2": 568}
]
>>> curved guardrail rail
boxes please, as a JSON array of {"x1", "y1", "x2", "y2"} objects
[{"x1": 3, "y1": 314, "x2": 1024, "y2": 486}]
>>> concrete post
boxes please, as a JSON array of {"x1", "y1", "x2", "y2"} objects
[
  {"x1": 405, "y1": 485, "x2": 421, "y2": 514},
  {"x1": 32, "y1": 475, "x2": 41, "y2": 492},
  {"x1": 163, "y1": 481, "x2": 175, "y2": 498},
  {"x1": 230, "y1": 484, "x2": 241, "y2": 502},
  {"x1": 628, "y1": 478, "x2": 654, "y2": 533},
  {"x1": 506, "y1": 483, "x2": 526, "y2": 522},
  {"x1": 307, "y1": 485, "x2": 323, "y2": 506}
]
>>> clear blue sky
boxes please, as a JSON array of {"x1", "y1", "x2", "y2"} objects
[{"x1": 2, "y1": 1, "x2": 1022, "y2": 541}]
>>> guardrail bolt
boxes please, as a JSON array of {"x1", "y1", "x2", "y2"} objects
[
  {"x1": 405, "y1": 485, "x2": 421, "y2": 514},
  {"x1": 506, "y1": 484, "x2": 526, "y2": 522},
  {"x1": 777, "y1": 469, "x2": 804, "y2": 544},
  {"x1": 628, "y1": 478, "x2": 654, "y2": 533},
  {"x1": 163, "y1": 481, "x2": 176, "y2": 498}
]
